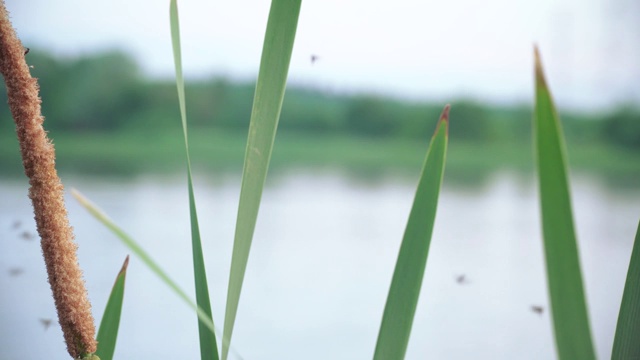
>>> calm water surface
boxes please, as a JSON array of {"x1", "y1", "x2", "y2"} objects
[{"x1": 0, "y1": 170, "x2": 638, "y2": 360}]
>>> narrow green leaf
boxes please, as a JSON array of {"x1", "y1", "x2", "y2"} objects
[
  {"x1": 612, "y1": 220, "x2": 640, "y2": 359},
  {"x1": 71, "y1": 189, "x2": 217, "y2": 338},
  {"x1": 533, "y1": 46, "x2": 596, "y2": 360},
  {"x1": 95, "y1": 255, "x2": 129, "y2": 360},
  {"x1": 373, "y1": 106, "x2": 449, "y2": 360},
  {"x1": 169, "y1": 1, "x2": 218, "y2": 359},
  {"x1": 222, "y1": 1, "x2": 301, "y2": 359}
]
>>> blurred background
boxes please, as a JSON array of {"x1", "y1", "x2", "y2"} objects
[{"x1": 0, "y1": 0, "x2": 639, "y2": 359}]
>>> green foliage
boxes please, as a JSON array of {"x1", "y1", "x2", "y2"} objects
[
  {"x1": 448, "y1": 100, "x2": 489, "y2": 141},
  {"x1": 96, "y1": 256, "x2": 129, "y2": 360},
  {"x1": 345, "y1": 96, "x2": 401, "y2": 136},
  {"x1": 374, "y1": 106, "x2": 448, "y2": 360},
  {"x1": 222, "y1": 1, "x2": 301, "y2": 359},
  {"x1": 187, "y1": 79, "x2": 253, "y2": 130},
  {"x1": 72, "y1": 189, "x2": 218, "y2": 339},
  {"x1": 603, "y1": 106, "x2": 640, "y2": 149},
  {"x1": 612, "y1": 220, "x2": 640, "y2": 359},
  {"x1": 5, "y1": 48, "x2": 637, "y2": 150},
  {"x1": 28, "y1": 50, "x2": 144, "y2": 131},
  {"x1": 49, "y1": 5, "x2": 637, "y2": 360},
  {"x1": 280, "y1": 88, "x2": 345, "y2": 133},
  {"x1": 533, "y1": 48, "x2": 596, "y2": 360},
  {"x1": 169, "y1": 0, "x2": 219, "y2": 359},
  {"x1": 124, "y1": 82, "x2": 182, "y2": 130}
]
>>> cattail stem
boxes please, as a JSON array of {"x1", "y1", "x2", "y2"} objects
[{"x1": 0, "y1": 2, "x2": 97, "y2": 358}]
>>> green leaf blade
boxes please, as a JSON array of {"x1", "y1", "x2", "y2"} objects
[
  {"x1": 222, "y1": 1, "x2": 301, "y2": 360},
  {"x1": 169, "y1": 1, "x2": 218, "y2": 359},
  {"x1": 612, "y1": 220, "x2": 640, "y2": 359},
  {"x1": 533, "y1": 47, "x2": 596, "y2": 360},
  {"x1": 373, "y1": 106, "x2": 449, "y2": 360},
  {"x1": 187, "y1": 178, "x2": 219, "y2": 360},
  {"x1": 95, "y1": 256, "x2": 129, "y2": 360},
  {"x1": 72, "y1": 189, "x2": 217, "y2": 339}
]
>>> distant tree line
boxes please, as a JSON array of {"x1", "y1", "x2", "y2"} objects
[{"x1": 1, "y1": 49, "x2": 638, "y2": 149}]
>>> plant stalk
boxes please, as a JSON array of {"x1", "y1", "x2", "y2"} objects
[{"x1": 0, "y1": 2, "x2": 97, "y2": 358}]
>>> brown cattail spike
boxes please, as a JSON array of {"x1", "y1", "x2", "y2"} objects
[{"x1": 0, "y1": 1, "x2": 97, "y2": 358}]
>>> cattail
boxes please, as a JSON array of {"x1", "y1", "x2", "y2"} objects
[{"x1": 0, "y1": 1, "x2": 97, "y2": 358}]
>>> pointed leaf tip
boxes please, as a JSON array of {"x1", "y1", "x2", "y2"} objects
[
  {"x1": 437, "y1": 104, "x2": 450, "y2": 136},
  {"x1": 534, "y1": 46, "x2": 546, "y2": 84},
  {"x1": 440, "y1": 104, "x2": 450, "y2": 122},
  {"x1": 119, "y1": 255, "x2": 130, "y2": 275},
  {"x1": 533, "y1": 43, "x2": 596, "y2": 359},
  {"x1": 96, "y1": 255, "x2": 129, "y2": 360},
  {"x1": 373, "y1": 103, "x2": 448, "y2": 359}
]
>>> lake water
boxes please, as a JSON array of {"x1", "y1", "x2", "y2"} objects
[{"x1": 0, "y1": 170, "x2": 638, "y2": 360}]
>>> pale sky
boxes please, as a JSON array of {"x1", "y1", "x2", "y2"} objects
[{"x1": 6, "y1": 0, "x2": 640, "y2": 110}]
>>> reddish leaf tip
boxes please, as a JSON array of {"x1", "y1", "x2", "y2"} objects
[
  {"x1": 440, "y1": 104, "x2": 450, "y2": 123},
  {"x1": 437, "y1": 104, "x2": 450, "y2": 136},
  {"x1": 119, "y1": 255, "x2": 130, "y2": 275}
]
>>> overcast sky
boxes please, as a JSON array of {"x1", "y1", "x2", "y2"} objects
[{"x1": 5, "y1": 0, "x2": 640, "y2": 110}]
